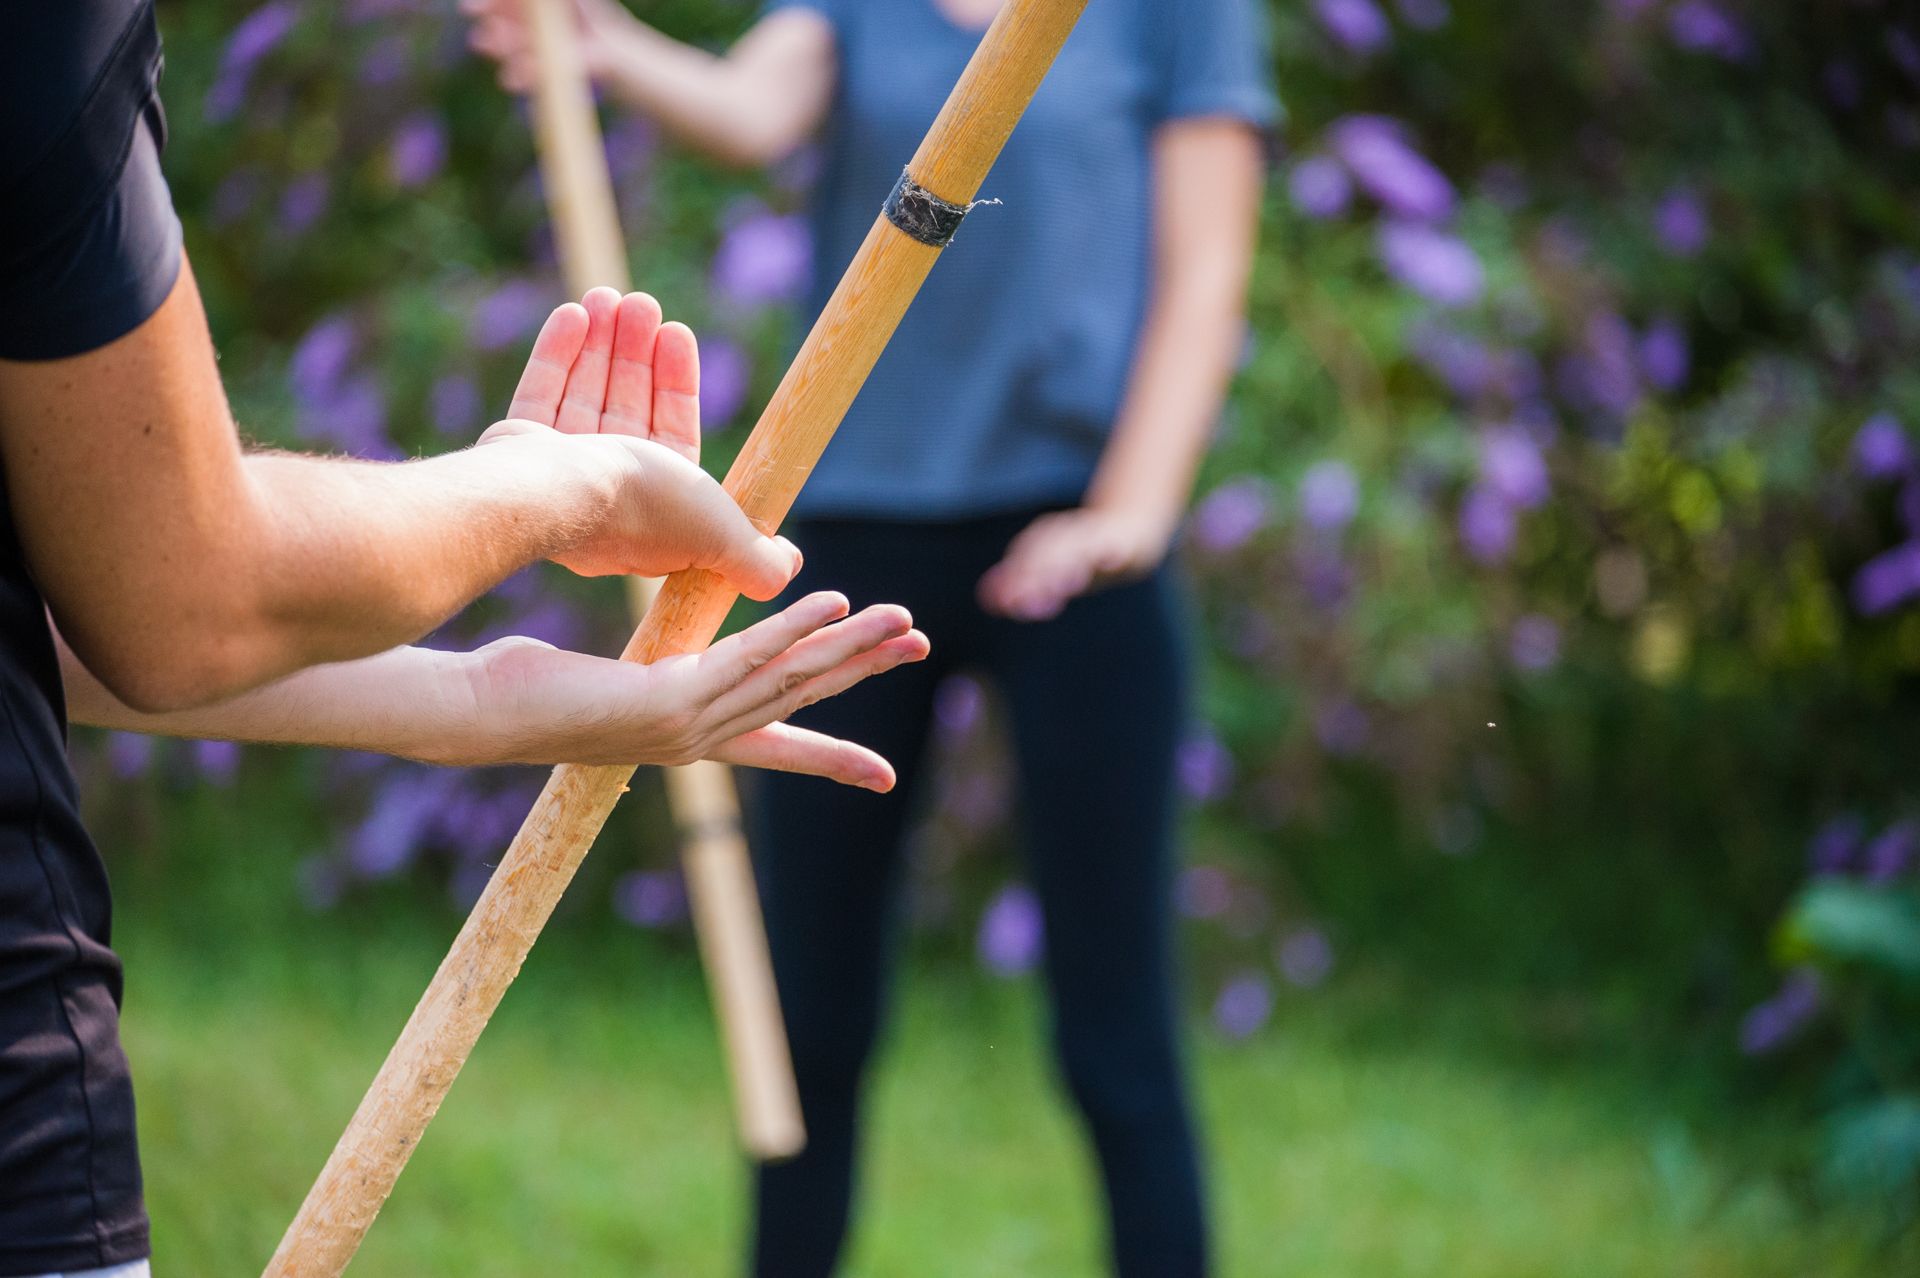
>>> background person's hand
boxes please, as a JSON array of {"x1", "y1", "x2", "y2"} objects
[
  {"x1": 480, "y1": 288, "x2": 800, "y2": 598},
  {"x1": 462, "y1": 0, "x2": 624, "y2": 94},
  {"x1": 976, "y1": 505, "x2": 1171, "y2": 622}
]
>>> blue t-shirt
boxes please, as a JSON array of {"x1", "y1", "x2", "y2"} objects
[{"x1": 771, "y1": 0, "x2": 1278, "y2": 520}]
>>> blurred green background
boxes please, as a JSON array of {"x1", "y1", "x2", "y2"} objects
[{"x1": 89, "y1": 0, "x2": 1920, "y2": 1271}]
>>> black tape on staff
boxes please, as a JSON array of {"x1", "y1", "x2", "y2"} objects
[{"x1": 882, "y1": 167, "x2": 1000, "y2": 248}]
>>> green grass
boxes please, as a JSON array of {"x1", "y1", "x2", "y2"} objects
[
  {"x1": 119, "y1": 902, "x2": 1913, "y2": 1276},
  {"x1": 92, "y1": 774, "x2": 1912, "y2": 1275}
]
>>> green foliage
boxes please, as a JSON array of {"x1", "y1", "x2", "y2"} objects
[{"x1": 105, "y1": 0, "x2": 1920, "y2": 1242}]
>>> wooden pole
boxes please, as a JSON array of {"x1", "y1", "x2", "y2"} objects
[
  {"x1": 264, "y1": 0, "x2": 1089, "y2": 1270},
  {"x1": 520, "y1": 0, "x2": 804, "y2": 1164}
]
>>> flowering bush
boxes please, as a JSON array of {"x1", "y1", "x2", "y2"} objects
[{"x1": 91, "y1": 0, "x2": 1920, "y2": 1152}]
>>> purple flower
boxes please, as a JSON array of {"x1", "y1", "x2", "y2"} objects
[
  {"x1": 1558, "y1": 311, "x2": 1642, "y2": 420},
  {"x1": 1899, "y1": 480, "x2": 1920, "y2": 539},
  {"x1": 613, "y1": 869, "x2": 688, "y2": 928},
  {"x1": 698, "y1": 336, "x2": 752, "y2": 429},
  {"x1": 1851, "y1": 541, "x2": 1920, "y2": 615},
  {"x1": 1892, "y1": 29, "x2": 1920, "y2": 83},
  {"x1": 1277, "y1": 928, "x2": 1335, "y2": 988},
  {"x1": 502, "y1": 599, "x2": 585, "y2": 650},
  {"x1": 211, "y1": 170, "x2": 263, "y2": 227},
  {"x1": 430, "y1": 374, "x2": 483, "y2": 437},
  {"x1": 278, "y1": 173, "x2": 329, "y2": 235},
  {"x1": 1212, "y1": 971, "x2": 1272, "y2": 1039},
  {"x1": 1288, "y1": 155, "x2": 1353, "y2": 220},
  {"x1": 1176, "y1": 732, "x2": 1235, "y2": 802},
  {"x1": 1409, "y1": 321, "x2": 1492, "y2": 398},
  {"x1": 711, "y1": 209, "x2": 811, "y2": 309},
  {"x1": 977, "y1": 884, "x2": 1044, "y2": 976},
  {"x1": 1639, "y1": 316, "x2": 1690, "y2": 392},
  {"x1": 1377, "y1": 222, "x2": 1483, "y2": 308},
  {"x1": 1509, "y1": 614, "x2": 1562, "y2": 672},
  {"x1": 1299, "y1": 460, "x2": 1360, "y2": 532},
  {"x1": 1653, "y1": 188, "x2": 1709, "y2": 258},
  {"x1": 943, "y1": 768, "x2": 1011, "y2": 832},
  {"x1": 358, "y1": 34, "x2": 411, "y2": 87},
  {"x1": 1312, "y1": 701, "x2": 1370, "y2": 757},
  {"x1": 1179, "y1": 865, "x2": 1234, "y2": 920},
  {"x1": 224, "y1": 2, "x2": 300, "y2": 72},
  {"x1": 347, "y1": 771, "x2": 452, "y2": 879},
  {"x1": 934, "y1": 674, "x2": 986, "y2": 741},
  {"x1": 192, "y1": 739, "x2": 241, "y2": 786},
  {"x1": 604, "y1": 117, "x2": 659, "y2": 183},
  {"x1": 107, "y1": 732, "x2": 154, "y2": 780},
  {"x1": 1330, "y1": 116, "x2": 1456, "y2": 223},
  {"x1": 1459, "y1": 485, "x2": 1517, "y2": 564},
  {"x1": 1738, "y1": 969, "x2": 1822, "y2": 1056},
  {"x1": 1852, "y1": 413, "x2": 1912, "y2": 480},
  {"x1": 205, "y1": 2, "x2": 299, "y2": 123},
  {"x1": 442, "y1": 787, "x2": 535, "y2": 856},
  {"x1": 1478, "y1": 427, "x2": 1549, "y2": 509},
  {"x1": 1668, "y1": 2, "x2": 1752, "y2": 61},
  {"x1": 1314, "y1": 0, "x2": 1391, "y2": 56},
  {"x1": 389, "y1": 114, "x2": 449, "y2": 189},
  {"x1": 1191, "y1": 478, "x2": 1272, "y2": 553},
  {"x1": 470, "y1": 280, "x2": 549, "y2": 352},
  {"x1": 1864, "y1": 820, "x2": 1918, "y2": 884},
  {"x1": 1823, "y1": 61, "x2": 1864, "y2": 111},
  {"x1": 1808, "y1": 815, "x2": 1864, "y2": 877},
  {"x1": 1295, "y1": 543, "x2": 1353, "y2": 611},
  {"x1": 290, "y1": 315, "x2": 357, "y2": 406},
  {"x1": 300, "y1": 373, "x2": 394, "y2": 457},
  {"x1": 1395, "y1": 0, "x2": 1449, "y2": 30}
]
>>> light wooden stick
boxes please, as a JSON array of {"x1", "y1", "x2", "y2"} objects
[
  {"x1": 264, "y1": 0, "x2": 1088, "y2": 1270},
  {"x1": 521, "y1": 0, "x2": 804, "y2": 1164}
]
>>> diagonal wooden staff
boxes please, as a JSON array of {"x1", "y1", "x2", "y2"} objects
[
  {"x1": 521, "y1": 0, "x2": 804, "y2": 1163},
  {"x1": 264, "y1": 0, "x2": 1088, "y2": 1270}
]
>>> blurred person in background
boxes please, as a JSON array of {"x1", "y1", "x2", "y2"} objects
[
  {"x1": 0, "y1": 4, "x2": 931, "y2": 1272},
  {"x1": 467, "y1": 0, "x2": 1273, "y2": 1272}
]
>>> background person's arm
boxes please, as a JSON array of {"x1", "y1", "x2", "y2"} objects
[
  {"x1": 0, "y1": 267, "x2": 796, "y2": 712},
  {"x1": 976, "y1": 118, "x2": 1266, "y2": 621},
  {"x1": 463, "y1": 0, "x2": 836, "y2": 167}
]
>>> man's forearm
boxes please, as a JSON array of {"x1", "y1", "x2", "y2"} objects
[
  {"x1": 232, "y1": 431, "x2": 620, "y2": 683},
  {"x1": 59, "y1": 627, "x2": 474, "y2": 763}
]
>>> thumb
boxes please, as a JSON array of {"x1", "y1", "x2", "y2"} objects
[
  {"x1": 477, "y1": 418, "x2": 553, "y2": 446},
  {"x1": 710, "y1": 526, "x2": 804, "y2": 602}
]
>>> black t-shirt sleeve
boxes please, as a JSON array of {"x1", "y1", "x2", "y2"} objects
[{"x1": 0, "y1": 2, "x2": 184, "y2": 362}]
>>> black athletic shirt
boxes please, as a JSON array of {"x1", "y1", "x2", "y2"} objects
[{"x1": 0, "y1": 1, "x2": 183, "y2": 1268}]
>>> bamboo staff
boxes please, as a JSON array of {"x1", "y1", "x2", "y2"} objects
[
  {"x1": 264, "y1": 0, "x2": 1089, "y2": 1270},
  {"x1": 521, "y1": 0, "x2": 804, "y2": 1163}
]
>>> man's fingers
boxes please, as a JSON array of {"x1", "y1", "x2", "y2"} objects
[
  {"x1": 699, "y1": 591, "x2": 852, "y2": 689},
  {"x1": 707, "y1": 630, "x2": 928, "y2": 748},
  {"x1": 650, "y1": 321, "x2": 702, "y2": 464},
  {"x1": 601, "y1": 292, "x2": 663, "y2": 440},
  {"x1": 554, "y1": 287, "x2": 622, "y2": 435},
  {"x1": 710, "y1": 528, "x2": 805, "y2": 602},
  {"x1": 505, "y1": 302, "x2": 589, "y2": 426},
  {"x1": 708, "y1": 723, "x2": 898, "y2": 791},
  {"x1": 703, "y1": 603, "x2": 914, "y2": 725}
]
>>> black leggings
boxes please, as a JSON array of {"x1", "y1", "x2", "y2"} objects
[{"x1": 745, "y1": 513, "x2": 1206, "y2": 1277}]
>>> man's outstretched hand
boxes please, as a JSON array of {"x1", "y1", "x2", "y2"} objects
[{"x1": 482, "y1": 286, "x2": 798, "y2": 597}]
